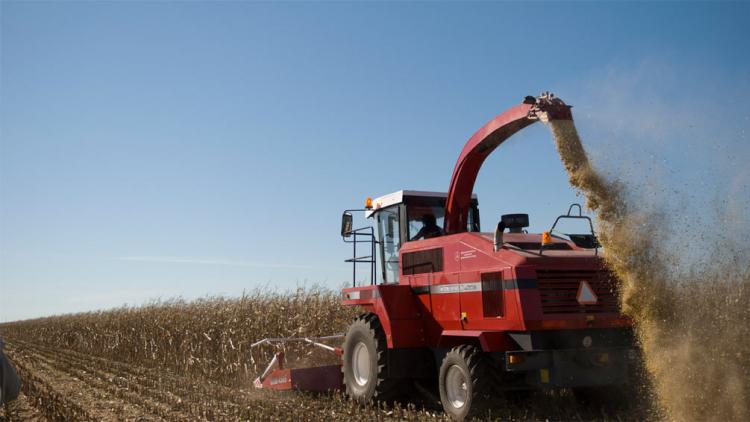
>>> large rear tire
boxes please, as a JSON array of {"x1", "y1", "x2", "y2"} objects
[
  {"x1": 438, "y1": 345, "x2": 494, "y2": 421},
  {"x1": 342, "y1": 313, "x2": 401, "y2": 403}
]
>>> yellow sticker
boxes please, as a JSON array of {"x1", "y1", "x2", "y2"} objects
[{"x1": 540, "y1": 369, "x2": 550, "y2": 384}]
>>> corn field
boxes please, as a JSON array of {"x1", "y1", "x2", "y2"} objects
[
  {"x1": 0, "y1": 288, "x2": 650, "y2": 421},
  {"x1": 1, "y1": 287, "x2": 358, "y2": 387}
]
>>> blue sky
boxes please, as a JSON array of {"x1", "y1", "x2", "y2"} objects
[{"x1": 1, "y1": 1, "x2": 749, "y2": 322}]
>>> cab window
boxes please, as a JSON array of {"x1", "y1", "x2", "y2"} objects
[
  {"x1": 407, "y1": 206, "x2": 445, "y2": 241},
  {"x1": 376, "y1": 206, "x2": 401, "y2": 283},
  {"x1": 406, "y1": 200, "x2": 479, "y2": 241}
]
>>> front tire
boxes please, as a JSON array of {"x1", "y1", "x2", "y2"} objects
[
  {"x1": 342, "y1": 313, "x2": 401, "y2": 403},
  {"x1": 439, "y1": 345, "x2": 494, "y2": 420}
]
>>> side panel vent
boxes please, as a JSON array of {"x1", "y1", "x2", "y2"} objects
[
  {"x1": 481, "y1": 272, "x2": 504, "y2": 317},
  {"x1": 402, "y1": 248, "x2": 443, "y2": 275}
]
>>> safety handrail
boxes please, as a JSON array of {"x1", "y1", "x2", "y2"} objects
[
  {"x1": 342, "y1": 209, "x2": 377, "y2": 287},
  {"x1": 542, "y1": 203, "x2": 599, "y2": 256}
]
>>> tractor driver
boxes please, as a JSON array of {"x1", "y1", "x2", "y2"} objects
[{"x1": 411, "y1": 213, "x2": 444, "y2": 240}]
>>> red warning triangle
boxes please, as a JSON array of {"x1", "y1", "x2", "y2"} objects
[{"x1": 576, "y1": 281, "x2": 598, "y2": 305}]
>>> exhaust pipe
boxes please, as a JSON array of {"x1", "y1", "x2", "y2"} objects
[{"x1": 494, "y1": 220, "x2": 506, "y2": 252}]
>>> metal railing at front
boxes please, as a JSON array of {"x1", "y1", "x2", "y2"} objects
[{"x1": 343, "y1": 225, "x2": 376, "y2": 287}]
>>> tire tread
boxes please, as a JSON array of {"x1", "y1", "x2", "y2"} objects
[
  {"x1": 343, "y1": 313, "x2": 401, "y2": 403},
  {"x1": 440, "y1": 345, "x2": 496, "y2": 420}
]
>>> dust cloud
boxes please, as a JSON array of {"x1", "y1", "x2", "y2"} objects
[{"x1": 546, "y1": 119, "x2": 750, "y2": 421}]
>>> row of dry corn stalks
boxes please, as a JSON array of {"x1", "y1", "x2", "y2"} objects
[
  {"x1": 0, "y1": 287, "x2": 360, "y2": 387},
  {"x1": 0, "y1": 287, "x2": 654, "y2": 421}
]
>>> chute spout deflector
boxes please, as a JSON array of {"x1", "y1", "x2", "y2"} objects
[{"x1": 443, "y1": 93, "x2": 572, "y2": 234}]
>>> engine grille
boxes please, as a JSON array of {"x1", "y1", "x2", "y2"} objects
[{"x1": 536, "y1": 269, "x2": 621, "y2": 314}]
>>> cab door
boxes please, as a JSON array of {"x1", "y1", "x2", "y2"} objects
[
  {"x1": 376, "y1": 205, "x2": 402, "y2": 284},
  {"x1": 408, "y1": 272, "x2": 432, "y2": 314},
  {"x1": 457, "y1": 247, "x2": 506, "y2": 329}
]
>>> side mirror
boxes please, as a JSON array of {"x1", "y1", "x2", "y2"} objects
[
  {"x1": 341, "y1": 212, "x2": 353, "y2": 238},
  {"x1": 501, "y1": 213, "x2": 529, "y2": 231}
]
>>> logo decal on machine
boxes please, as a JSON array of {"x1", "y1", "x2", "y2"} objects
[
  {"x1": 270, "y1": 375, "x2": 290, "y2": 386},
  {"x1": 431, "y1": 283, "x2": 481, "y2": 294},
  {"x1": 431, "y1": 284, "x2": 461, "y2": 294},
  {"x1": 454, "y1": 250, "x2": 477, "y2": 261},
  {"x1": 416, "y1": 279, "x2": 539, "y2": 295},
  {"x1": 576, "y1": 281, "x2": 598, "y2": 305}
]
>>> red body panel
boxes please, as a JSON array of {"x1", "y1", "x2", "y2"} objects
[
  {"x1": 343, "y1": 232, "x2": 631, "y2": 352},
  {"x1": 342, "y1": 97, "x2": 631, "y2": 353},
  {"x1": 342, "y1": 284, "x2": 428, "y2": 348}
]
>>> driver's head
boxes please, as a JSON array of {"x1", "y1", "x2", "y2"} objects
[{"x1": 422, "y1": 214, "x2": 437, "y2": 226}]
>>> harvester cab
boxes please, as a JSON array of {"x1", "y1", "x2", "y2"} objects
[{"x1": 342, "y1": 191, "x2": 481, "y2": 285}]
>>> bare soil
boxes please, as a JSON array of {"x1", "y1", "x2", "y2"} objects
[{"x1": 1, "y1": 337, "x2": 653, "y2": 421}]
